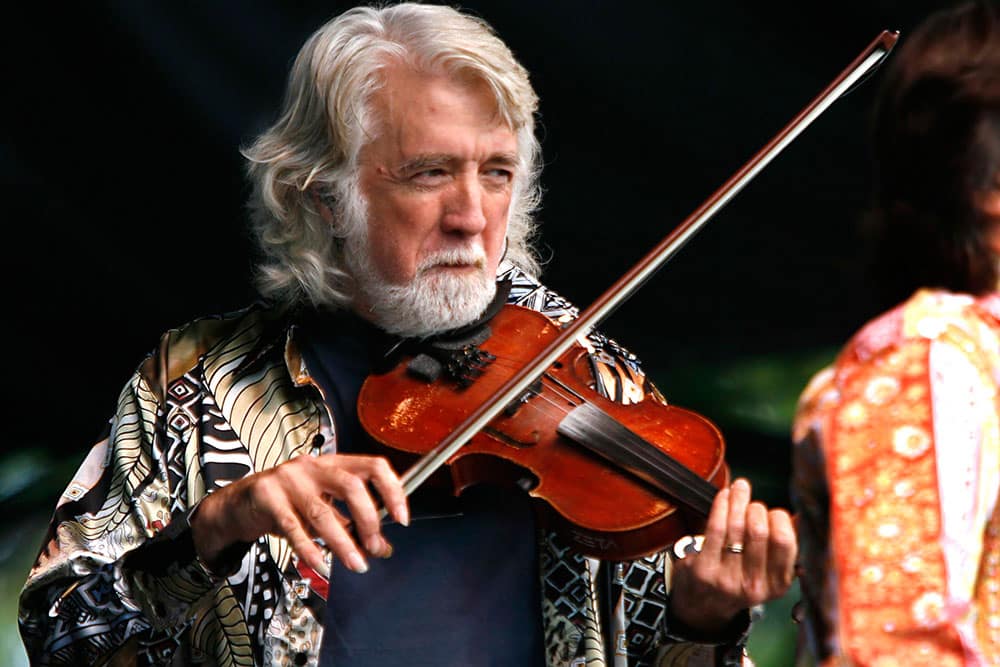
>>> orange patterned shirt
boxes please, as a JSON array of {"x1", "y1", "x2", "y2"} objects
[{"x1": 793, "y1": 289, "x2": 1000, "y2": 666}]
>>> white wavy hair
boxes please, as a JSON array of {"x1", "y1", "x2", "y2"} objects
[{"x1": 243, "y1": 2, "x2": 542, "y2": 310}]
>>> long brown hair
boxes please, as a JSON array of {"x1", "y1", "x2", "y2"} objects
[{"x1": 866, "y1": 0, "x2": 1000, "y2": 303}]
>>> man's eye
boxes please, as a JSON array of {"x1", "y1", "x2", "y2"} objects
[
  {"x1": 413, "y1": 168, "x2": 447, "y2": 181},
  {"x1": 484, "y1": 168, "x2": 513, "y2": 182}
]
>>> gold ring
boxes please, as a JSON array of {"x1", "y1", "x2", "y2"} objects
[{"x1": 724, "y1": 542, "x2": 744, "y2": 554}]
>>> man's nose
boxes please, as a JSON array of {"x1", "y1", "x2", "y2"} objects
[{"x1": 441, "y1": 174, "x2": 488, "y2": 235}]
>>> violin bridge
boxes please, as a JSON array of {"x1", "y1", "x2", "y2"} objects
[{"x1": 502, "y1": 379, "x2": 543, "y2": 416}]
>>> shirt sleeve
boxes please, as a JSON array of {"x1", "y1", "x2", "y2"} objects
[
  {"x1": 17, "y1": 360, "x2": 222, "y2": 665},
  {"x1": 790, "y1": 366, "x2": 839, "y2": 662}
]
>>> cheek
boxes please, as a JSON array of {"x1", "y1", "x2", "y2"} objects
[
  {"x1": 375, "y1": 199, "x2": 461, "y2": 283},
  {"x1": 981, "y1": 190, "x2": 1000, "y2": 257},
  {"x1": 485, "y1": 190, "x2": 512, "y2": 229},
  {"x1": 370, "y1": 234, "x2": 426, "y2": 285},
  {"x1": 484, "y1": 207, "x2": 510, "y2": 270},
  {"x1": 987, "y1": 223, "x2": 1000, "y2": 258},
  {"x1": 365, "y1": 212, "x2": 421, "y2": 284},
  {"x1": 982, "y1": 189, "x2": 1000, "y2": 218}
]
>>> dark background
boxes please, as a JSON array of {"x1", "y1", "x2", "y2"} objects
[
  {"x1": 0, "y1": 2, "x2": 961, "y2": 664},
  {"x1": 3, "y1": 1, "x2": 953, "y2": 504}
]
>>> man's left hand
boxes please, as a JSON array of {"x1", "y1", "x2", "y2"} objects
[{"x1": 667, "y1": 478, "x2": 797, "y2": 635}]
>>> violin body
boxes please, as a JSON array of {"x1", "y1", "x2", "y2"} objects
[{"x1": 358, "y1": 305, "x2": 728, "y2": 560}]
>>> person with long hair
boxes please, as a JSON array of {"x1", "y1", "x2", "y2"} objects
[{"x1": 793, "y1": 2, "x2": 1000, "y2": 664}]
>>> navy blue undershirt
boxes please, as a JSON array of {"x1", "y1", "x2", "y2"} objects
[{"x1": 300, "y1": 312, "x2": 544, "y2": 667}]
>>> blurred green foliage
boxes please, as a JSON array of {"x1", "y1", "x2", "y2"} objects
[
  {"x1": 659, "y1": 347, "x2": 838, "y2": 438},
  {"x1": 0, "y1": 448, "x2": 83, "y2": 667},
  {"x1": 1, "y1": 517, "x2": 47, "y2": 666}
]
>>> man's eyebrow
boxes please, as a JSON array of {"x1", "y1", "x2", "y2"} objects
[
  {"x1": 397, "y1": 154, "x2": 453, "y2": 173},
  {"x1": 488, "y1": 152, "x2": 519, "y2": 166}
]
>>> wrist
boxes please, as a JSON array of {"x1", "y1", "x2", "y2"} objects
[
  {"x1": 189, "y1": 496, "x2": 251, "y2": 577},
  {"x1": 664, "y1": 602, "x2": 751, "y2": 645}
]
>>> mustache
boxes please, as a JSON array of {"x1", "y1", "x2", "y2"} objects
[{"x1": 417, "y1": 246, "x2": 487, "y2": 273}]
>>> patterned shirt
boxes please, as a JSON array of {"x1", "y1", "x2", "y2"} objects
[
  {"x1": 793, "y1": 289, "x2": 1000, "y2": 666},
  {"x1": 19, "y1": 263, "x2": 749, "y2": 666}
]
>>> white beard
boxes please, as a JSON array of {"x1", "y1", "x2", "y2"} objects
[{"x1": 345, "y1": 231, "x2": 497, "y2": 339}]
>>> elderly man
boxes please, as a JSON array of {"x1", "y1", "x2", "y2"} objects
[{"x1": 19, "y1": 4, "x2": 795, "y2": 666}]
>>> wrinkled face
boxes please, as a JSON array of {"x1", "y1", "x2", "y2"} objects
[{"x1": 347, "y1": 64, "x2": 517, "y2": 337}]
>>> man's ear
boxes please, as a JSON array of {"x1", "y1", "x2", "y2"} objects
[{"x1": 310, "y1": 187, "x2": 337, "y2": 225}]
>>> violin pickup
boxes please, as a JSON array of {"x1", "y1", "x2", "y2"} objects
[
  {"x1": 406, "y1": 353, "x2": 443, "y2": 383},
  {"x1": 405, "y1": 344, "x2": 497, "y2": 387}
]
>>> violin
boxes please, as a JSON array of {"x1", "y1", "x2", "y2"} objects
[
  {"x1": 357, "y1": 30, "x2": 899, "y2": 560},
  {"x1": 359, "y1": 304, "x2": 727, "y2": 560}
]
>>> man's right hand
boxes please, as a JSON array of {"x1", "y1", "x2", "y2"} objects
[{"x1": 189, "y1": 453, "x2": 410, "y2": 576}]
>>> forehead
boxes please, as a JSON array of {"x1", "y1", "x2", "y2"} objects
[{"x1": 364, "y1": 63, "x2": 513, "y2": 151}]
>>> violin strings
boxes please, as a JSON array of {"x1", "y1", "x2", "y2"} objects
[
  {"x1": 484, "y1": 358, "x2": 583, "y2": 418},
  {"x1": 487, "y1": 354, "x2": 718, "y2": 514},
  {"x1": 485, "y1": 356, "x2": 586, "y2": 409}
]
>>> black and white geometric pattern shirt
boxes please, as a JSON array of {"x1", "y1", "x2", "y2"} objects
[{"x1": 18, "y1": 262, "x2": 750, "y2": 666}]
